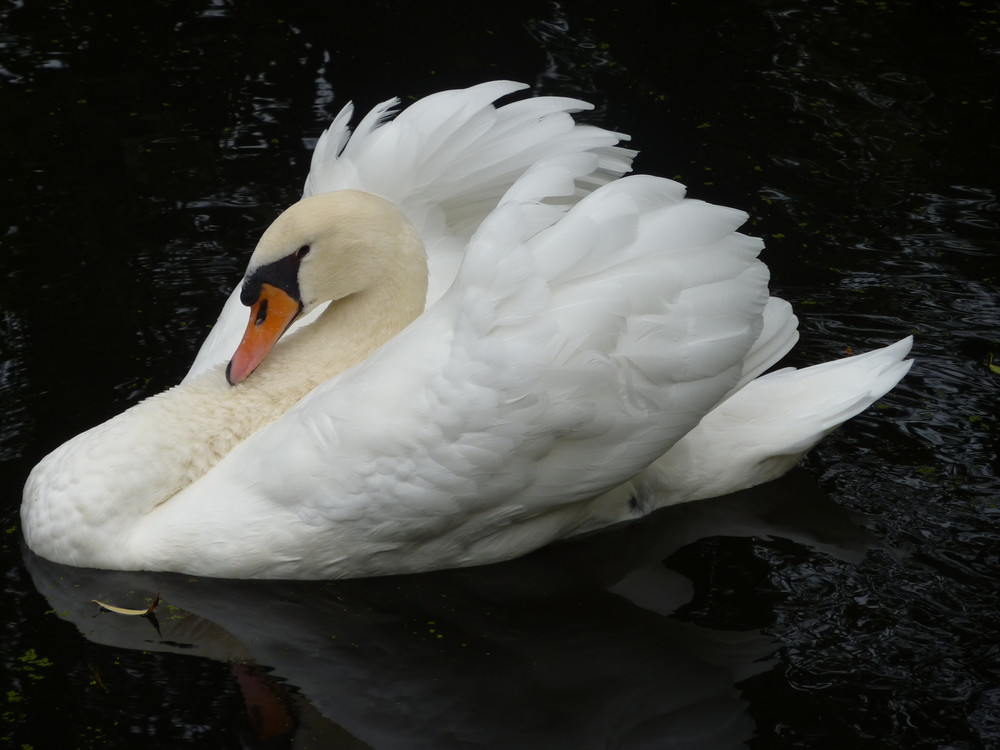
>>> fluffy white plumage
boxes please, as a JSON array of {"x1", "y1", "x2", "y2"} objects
[{"x1": 21, "y1": 81, "x2": 912, "y2": 579}]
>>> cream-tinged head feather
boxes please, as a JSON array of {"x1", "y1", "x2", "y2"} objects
[{"x1": 244, "y1": 190, "x2": 427, "y2": 318}]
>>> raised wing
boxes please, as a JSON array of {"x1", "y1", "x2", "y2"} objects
[{"x1": 183, "y1": 82, "x2": 634, "y2": 383}]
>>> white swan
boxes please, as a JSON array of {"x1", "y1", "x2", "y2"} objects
[{"x1": 21, "y1": 81, "x2": 912, "y2": 579}]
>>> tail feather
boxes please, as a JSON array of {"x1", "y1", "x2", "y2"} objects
[{"x1": 640, "y1": 336, "x2": 914, "y2": 506}]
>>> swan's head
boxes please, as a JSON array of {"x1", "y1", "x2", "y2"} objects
[{"x1": 226, "y1": 190, "x2": 425, "y2": 385}]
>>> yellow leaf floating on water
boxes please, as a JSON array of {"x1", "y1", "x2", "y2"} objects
[
  {"x1": 988, "y1": 353, "x2": 1000, "y2": 376},
  {"x1": 93, "y1": 592, "x2": 160, "y2": 616}
]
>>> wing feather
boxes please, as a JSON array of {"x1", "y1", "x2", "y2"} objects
[{"x1": 183, "y1": 82, "x2": 634, "y2": 383}]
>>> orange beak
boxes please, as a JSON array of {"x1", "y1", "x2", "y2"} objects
[{"x1": 226, "y1": 283, "x2": 302, "y2": 385}]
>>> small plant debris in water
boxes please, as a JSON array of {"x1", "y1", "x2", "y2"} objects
[{"x1": 92, "y1": 592, "x2": 161, "y2": 616}]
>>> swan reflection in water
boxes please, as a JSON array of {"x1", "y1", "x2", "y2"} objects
[{"x1": 24, "y1": 470, "x2": 880, "y2": 748}]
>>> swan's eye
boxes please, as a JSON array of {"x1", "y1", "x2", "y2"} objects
[{"x1": 295, "y1": 245, "x2": 311, "y2": 259}]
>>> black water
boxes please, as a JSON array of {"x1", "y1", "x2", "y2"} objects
[{"x1": 2, "y1": 1, "x2": 998, "y2": 748}]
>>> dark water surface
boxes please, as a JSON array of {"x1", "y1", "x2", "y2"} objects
[{"x1": 2, "y1": 1, "x2": 998, "y2": 748}]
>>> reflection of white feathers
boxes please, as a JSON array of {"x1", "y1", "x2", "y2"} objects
[{"x1": 21, "y1": 82, "x2": 911, "y2": 579}]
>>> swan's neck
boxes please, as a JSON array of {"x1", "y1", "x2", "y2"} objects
[
  {"x1": 22, "y1": 243, "x2": 427, "y2": 564},
  {"x1": 252, "y1": 264, "x2": 427, "y2": 401}
]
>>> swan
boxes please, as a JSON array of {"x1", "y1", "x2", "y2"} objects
[{"x1": 21, "y1": 81, "x2": 912, "y2": 579}]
